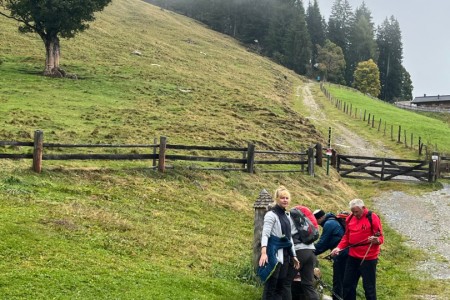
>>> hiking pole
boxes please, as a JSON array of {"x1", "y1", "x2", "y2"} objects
[
  {"x1": 322, "y1": 237, "x2": 371, "y2": 260},
  {"x1": 360, "y1": 232, "x2": 381, "y2": 265},
  {"x1": 315, "y1": 275, "x2": 344, "y2": 300}
]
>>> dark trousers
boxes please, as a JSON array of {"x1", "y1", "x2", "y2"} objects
[
  {"x1": 332, "y1": 254, "x2": 348, "y2": 300},
  {"x1": 343, "y1": 256, "x2": 378, "y2": 300},
  {"x1": 263, "y1": 254, "x2": 292, "y2": 300},
  {"x1": 288, "y1": 249, "x2": 319, "y2": 300}
]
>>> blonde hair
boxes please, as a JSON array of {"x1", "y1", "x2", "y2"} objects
[{"x1": 273, "y1": 185, "x2": 291, "y2": 206}]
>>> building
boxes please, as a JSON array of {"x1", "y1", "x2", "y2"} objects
[{"x1": 411, "y1": 94, "x2": 450, "y2": 108}]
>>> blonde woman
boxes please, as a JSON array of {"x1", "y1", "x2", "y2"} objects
[{"x1": 259, "y1": 186, "x2": 300, "y2": 299}]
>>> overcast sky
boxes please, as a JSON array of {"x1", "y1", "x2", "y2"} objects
[{"x1": 318, "y1": 0, "x2": 449, "y2": 98}]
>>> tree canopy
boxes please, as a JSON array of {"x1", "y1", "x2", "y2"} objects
[
  {"x1": 353, "y1": 59, "x2": 381, "y2": 97},
  {"x1": 0, "y1": 0, "x2": 112, "y2": 77}
]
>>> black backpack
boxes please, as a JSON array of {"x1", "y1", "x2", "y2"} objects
[
  {"x1": 336, "y1": 211, "x2": 374, "y2": 232},
  {"x1": 290, "y1": 206, "x2": 319, "y2": 244}
]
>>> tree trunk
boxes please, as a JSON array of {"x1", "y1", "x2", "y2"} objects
[{"x1": 43, "y1": 36, "x2": 65, "y2": 77}]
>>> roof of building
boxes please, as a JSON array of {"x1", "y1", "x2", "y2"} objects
[{"x1": 412, "y1": 94, "x2": 450, "y2": 103}]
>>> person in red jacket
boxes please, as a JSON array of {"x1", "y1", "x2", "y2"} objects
[{"x1": 330, "y1": 199, "x2": 383, "y2": 300}]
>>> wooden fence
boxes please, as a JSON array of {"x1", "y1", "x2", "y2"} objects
[
  {"x1": 0, "y1": 130, "x2": 319, "y2": 175},
  {"x1": 439, "y1": 156, "x2": 450, "y2": 179},
  {"x1": 320, "y1": 84, "x2": 437, "y2": 156},
  {"x1": 336, "y1": 154, "x2": 437, "y2": 182}
]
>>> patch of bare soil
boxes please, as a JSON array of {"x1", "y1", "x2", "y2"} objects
[{"x1": 298, "y1": 83, "x2": 387, "y2": 157}]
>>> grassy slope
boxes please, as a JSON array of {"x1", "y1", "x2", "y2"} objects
[
  {"x1": 0, "y1": 1, "x2": 348, "y2": 299},
  {"x1": 323, "y1": 84, "x2": 450, "y2": 155},
  {"x1": 1, "y1": 1, "x2": 449, "y2": 299}
]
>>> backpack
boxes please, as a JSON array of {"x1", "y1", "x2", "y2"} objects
[
  {"x1": 290, "y1": 205, "x2": 319, "y2": 244},
  {"x1": 336, "y1": 211, "x2": 373, "y2": 232}
]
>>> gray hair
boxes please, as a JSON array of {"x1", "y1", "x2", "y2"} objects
[{"x1": 349, "y1": 198, "x2": 365, "y2": 209}]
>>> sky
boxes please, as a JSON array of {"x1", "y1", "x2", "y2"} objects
[{"x1": 318, "y1": 0, "x2": 450, "y2": 98}]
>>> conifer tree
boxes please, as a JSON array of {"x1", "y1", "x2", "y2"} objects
[
  {"x1": 376, "y1": 16, "x2": 404, "y2": 102},
  {"x1": 347, "y1": 2, "x2": 377, "y2": 84},
  {"x1": 306, "y1": 0, "x2": 326, "y2": 66}
]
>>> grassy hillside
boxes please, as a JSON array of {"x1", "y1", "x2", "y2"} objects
[
  {"x1": 1, "y1": 1, "x2": 449, "y2": 299},
  {"x1": 322, "y1": 84, "x2": 450, "y2": 155},
  {"x1": 0, "y1": 1, "x2": 346, "y2": 299}
]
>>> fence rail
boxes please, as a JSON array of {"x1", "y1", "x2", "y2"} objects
[{"x1": 0, "y1": 130, "x2": 317, "y2": 175}]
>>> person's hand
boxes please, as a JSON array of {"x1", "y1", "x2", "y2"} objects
[
  {"x1": 293, "y1": 257, "x2": 300, "y2": 270},
  {"x1": 368, "y1": 236, "x2": 380, "y2": 244},
  {"x1": 330, "y1": 247, "x2": 341, "y2": 257},
  {"x1": 259, "y1": 252, "x2": 268, "y2": 267}
]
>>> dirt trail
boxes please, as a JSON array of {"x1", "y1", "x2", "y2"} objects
[
  {"x1": 298, "y1": 82, "x2": 450, "y2": 282},
  {"x1": 299, "y1": 83, "x2": 386, "y2": 157}
]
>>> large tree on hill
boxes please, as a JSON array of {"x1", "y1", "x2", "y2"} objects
[
  {"x1": 0, "y1": 0, "x2": 111, "y2": 77},
  {"x1": 376, "y1": 16, "x2": 404, "y2": 102},
  {"x1": 306, "y1": 0, "x2": 326, "y2": 66},
  {"x1": 346, "y1": 2, "x2": 377, "y2": 84}
]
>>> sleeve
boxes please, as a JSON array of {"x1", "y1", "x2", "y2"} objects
[
  {"x1": 372, "y1": 213, "x2": 384, "y2": 245},
  {"x1": 261, "y1": 212, "x2": 276, "y2": 247},
  {"x1": 314, "y1": 222, "x2": 334, "y2": 255}
]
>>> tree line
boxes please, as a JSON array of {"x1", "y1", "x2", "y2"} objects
[{"x1": 147, "y1": 0, "x2": 413, "y2": 102}]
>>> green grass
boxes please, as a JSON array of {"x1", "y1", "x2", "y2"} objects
[
  {"x1": 1, "y1": 1, "x2": 450, "y2": 299},
  {"x1": 322, "y1": 84, "x2": 450, "y2": 155}
]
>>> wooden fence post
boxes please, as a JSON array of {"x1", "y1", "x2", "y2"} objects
[
  {"x1": 419, "y1": 137, "x2": 422, "y2": 155},
  {"x1": 158, "y1": 136, "x2": 167, "y2": 172},
  {"x1": 371, "y1": 115, "x2": 375, "y2": 128},
  {"x1": 307, "y1": 147, "x2": 315, "y2": 176},
  {"x1": 247, "y1": 143, "x2": 255, "y2": 173},
  {"x1": 397, "y1": 125, "x2": 402, "y2": 143},
  {"x1": 32, "y1": 130, "x2": 44, "y2": 173},
  {"x1": 391, "y1": 125, "x2": 394, "y2": 141},
  {"x1": 378, "y1": 119, "x2": 382, "y2": 132},
  {"x1": 315, "y1": 143, "x2": 323, "y2": 167},
  {"x1": 331, "y1": 149, "x2": 338, "y2": 168},
  {"x1": 152, "y1": 137, "x2": 157, "y2": 168},
  {"x1": 253, "y1": 189, "x2": 273, "y2": 273}
]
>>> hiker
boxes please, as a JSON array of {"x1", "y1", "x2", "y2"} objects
[
  {"x1": 313, "y1": 209, "x2": 348, "y2": 300},
  {"x1": 259, "y1": 186, "x2": 300, "y2": 299},
  {"x1": 287, "y1": 205, "x2": 320, "y2": 300},
  {"x1": 330, "y1": 199, "x2": 384, "y2": 300}
]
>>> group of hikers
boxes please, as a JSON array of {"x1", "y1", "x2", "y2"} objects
[{"x1": 258, "y1": 186, "x2": 384, "y2": 300}]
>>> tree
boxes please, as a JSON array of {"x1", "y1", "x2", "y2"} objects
[
  {"x1": 306, "y1": 0, "x2": 325, "y2": 66},
  {"x1": 353, "y1": 59, "x2": 380, "y2": 97},
  {"x1": 346, "y1": 2, "x2": 376, "y2": 84},
  {"x1": 376, "y1": 16, "x2": 404, "y2": 102},
  {"x1": 316, "y1": 39, "x2": 345, "y2": 84},
  {"x1": 0, "y1": 0, "x2": 112, "y2": 77},
  {"x1": 400, "y1": 66, "x2": 413, "y2": 100}
]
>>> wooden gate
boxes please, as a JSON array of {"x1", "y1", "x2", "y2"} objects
[
  {"x1": 439, "y1": 156, "x2": 450, "y2": 179},
  {"x1": 337, "y1": 155, "x2": 433, "y2": 182}
]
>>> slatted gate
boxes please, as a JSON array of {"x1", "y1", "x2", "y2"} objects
[{"x1": 337, "y1": 155, "x2": 434, "y2": 182}]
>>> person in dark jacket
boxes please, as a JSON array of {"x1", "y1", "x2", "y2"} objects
[{"x1": 313, "y1": 209, "x2": 348, "y2": 300}]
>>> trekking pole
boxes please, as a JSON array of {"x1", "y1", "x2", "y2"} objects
[
  {"x1": 315, "y1": 275, "x2": 344, "y2": 300},
  {"x1": 322, "y1": 237, "x2": 371, "y2": 260},
  {"x1": 360, "y1": 232, "x2": 381, "y2": 265}
]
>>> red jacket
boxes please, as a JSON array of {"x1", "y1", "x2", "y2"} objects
[{"x1": 337, "y1": 208, "x2": 384, "y2": 260}]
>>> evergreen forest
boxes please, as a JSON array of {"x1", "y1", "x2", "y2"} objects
[{"x1": 148, "y1": 0, "x2": 413, "y2": 102}]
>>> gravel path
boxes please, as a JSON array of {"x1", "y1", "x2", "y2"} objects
[
  {"x1": 298, "y1": 83, "x2": 450, "y2": 281},
  {"x1": 373, "y1": 184, "x2": 450, "y2": 279}
]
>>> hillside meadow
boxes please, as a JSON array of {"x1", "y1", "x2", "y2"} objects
[
  {"x1": 322, "y1": 84, "x2": 450, "y2": 156},
  {"x1": 1, "y1": 0, "x2": 449, "y2": 299}
]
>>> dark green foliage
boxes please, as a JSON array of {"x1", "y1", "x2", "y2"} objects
[
  {"x1": 400, "y1": 66, "x2": 413, "y2": 100},
  {"x1": 0, "y1": 0, "x2": 112, "y2": 39},
  {"x1": 346, "y1": 2, "x2": 377, "y2": 84},
  {"x1": 376, "y1": 16, "x2": 404, "y2": 102},
  {"x1": 306, "y1": 0, "x2": 326, "y2": 66}
]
